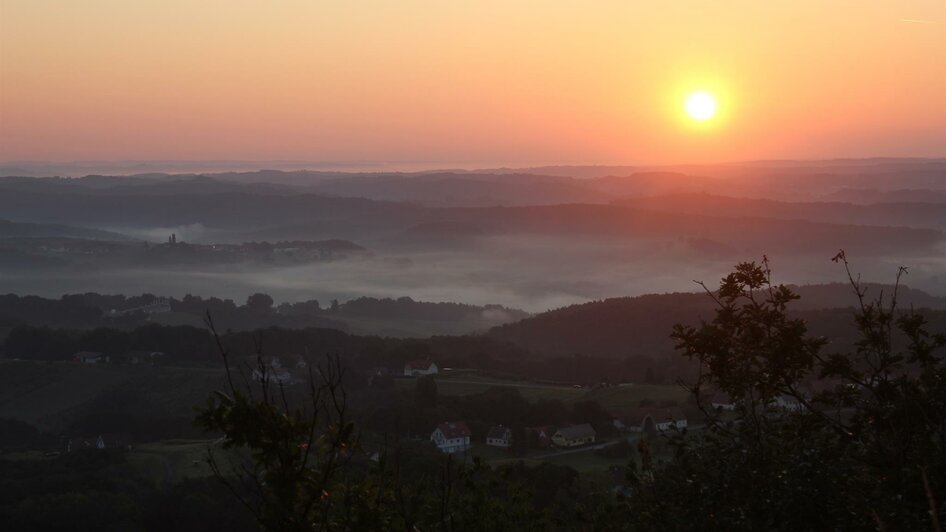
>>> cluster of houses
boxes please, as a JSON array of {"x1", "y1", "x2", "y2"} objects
[
  {"x1": 710, "y1": 392, "x2": 807, "y2": 413},
  {"x1": 612, "y1": 408, "x2": 689, "y2": 434},
  {"x1": 430, "y1": 421, "x2": 599, "y2": 454},
  {"x1": 73, "y1": 350, "x2": 165, "y2": 365},
  {"x1": 428, "y1": 408, "x2": 701, "y2": 455}
]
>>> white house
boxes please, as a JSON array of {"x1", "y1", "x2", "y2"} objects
[
  {"x1": 431, "y1": 421, "x2": 472, "y2": 453},
  {"x1": 633, "y1": 409, "x2": 688, "y2": 433},
  {"x1": 486, "y1": 425, "x2": 512, "y2": 447},
  {"x1": 771, "y1": 394, "x2": 805, "y2": 413},
  {"x1": 710, "y1": 392, "x2": 737, "y2": 411},
  {"x1": 655, "y1": 417, "x2": 688, "y2": 432},
  {"x1": 404, "y1": 360, "x2": 439, "y2": 377},
  {"x1": 654, "y1": 408, "x2": 688, "y2": 432}
]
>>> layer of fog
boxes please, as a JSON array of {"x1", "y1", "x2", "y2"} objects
[{"x1": 2, "y1": 235, "x2": 943, "y2": 313}]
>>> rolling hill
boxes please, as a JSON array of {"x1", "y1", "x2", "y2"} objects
[{"x1": 487, "y1": 284, "x2": 946, "y2": 359}]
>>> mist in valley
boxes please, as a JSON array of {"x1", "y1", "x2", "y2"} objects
[{"x1": 3, "y1": 231, "x2": 943, "y2": 314}]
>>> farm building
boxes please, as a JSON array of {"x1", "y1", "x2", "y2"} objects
[{"x1": 552, "y1": 424, "x2": 596, "y2": 448}]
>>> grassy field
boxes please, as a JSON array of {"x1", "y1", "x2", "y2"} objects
[
  {"x1": 127, "y1": 440, "x2": 219, "y2": 484},
  {"x1": 584, "y1": 384, "x2": 688, "y2": 412},
  {"x1": 396, "y1": 371, "x2": 688, "y2": 414},
  {"x1": 538, "y1": 449, "x2": 627, "y2": 473}
]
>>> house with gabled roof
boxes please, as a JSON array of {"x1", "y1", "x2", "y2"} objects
[
  {"x1": 486, "y1": 425, "x2": 512, "y2": 447},
  {"x1": 431, "y1": 421, "x2": 471, "y2": 453},
  {"x1": 771, "y1": 394, "x2": 805, "y2": 413}
]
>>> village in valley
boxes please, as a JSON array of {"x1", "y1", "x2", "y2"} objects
[
  {"x1": 1, "y1": 274, "x2": 929, "y2": 530},
  {"x1": 398, "y1": 358, "x2": 798, "y2": 469},
  {"x1": 24, "y1": 349, "x2": 812, "y2": 471},
  {"x1": 1, "y1": 348, "x2": 698, "y2": 484}
]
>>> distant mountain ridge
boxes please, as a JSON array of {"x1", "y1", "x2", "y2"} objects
[
  {"x1": 822, "y1": 188, "x2": 946, "y2": 204},
  {"x1": 0, "y1": 182, "x2": 942, "y2": 258},
  {"x1": 614, "y1": 193, "x2": 946, "y2": 229},
  {"x1": 5, "y1": 157, "x2": 944, "y2": 206}
]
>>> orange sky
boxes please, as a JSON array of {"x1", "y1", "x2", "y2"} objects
[{"x1": 1, "y1": 0, "x2": 943, "y2": 165}]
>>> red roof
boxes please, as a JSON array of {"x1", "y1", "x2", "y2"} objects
[{"x1": 435, "y1": 421, "x2": 471, "y2": 439}]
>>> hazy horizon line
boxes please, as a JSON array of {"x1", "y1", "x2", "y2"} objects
[{"x1": 2, "y1": 155, "x2": 945, "y2": 178}]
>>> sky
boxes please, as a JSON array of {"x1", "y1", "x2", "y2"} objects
[{"x1": 0, "y1": 0, "x2": 944, "y2": 166}]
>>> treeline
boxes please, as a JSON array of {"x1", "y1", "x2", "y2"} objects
[
  {"x1": 2, "y1": 324, "x2": 216, "y2": 364},
  {"x1": 329, "y1": 296, "x2": 529, "y2": 322},
  {"x1": 0, "y1": 292, "x2": 526, "y2": 335}
]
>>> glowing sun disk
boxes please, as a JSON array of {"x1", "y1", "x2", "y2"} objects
[{"x1": 685, "y1": 92, "x2": 718, "y2": 121}]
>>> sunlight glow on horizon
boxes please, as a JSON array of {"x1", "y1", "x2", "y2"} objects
[{"x1": 0, "y1": 0, "x2": 944, "y2": 164}]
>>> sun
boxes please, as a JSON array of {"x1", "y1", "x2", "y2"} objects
[{"x1": 685, "y1": 91, "x2": 718, "y2": 121}]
